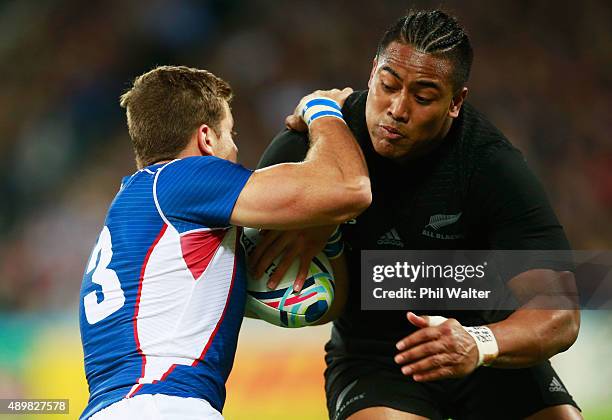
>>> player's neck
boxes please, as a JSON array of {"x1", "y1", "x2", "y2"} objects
[{"x1": 150, "y1": 160, "x2": 171, "y2": 166}]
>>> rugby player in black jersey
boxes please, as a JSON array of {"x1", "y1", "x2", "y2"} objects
[{"x1": 251, "y1": 10, "x2": 582, "y2": 420}]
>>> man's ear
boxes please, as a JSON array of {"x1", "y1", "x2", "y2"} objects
[
  {"x1": 449, "y1": 87, "x2": 468, "y2": 118},
  {"x1": 196, "y1": 124, "x2": 215, "y2": 156},
  {"x1": 368, "y1": 57, "x2": 378, "y2": 89}
]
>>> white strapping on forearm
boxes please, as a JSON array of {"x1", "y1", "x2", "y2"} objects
[{"x1": 426, "y1": 315, "x2": 499, "y2": 367}]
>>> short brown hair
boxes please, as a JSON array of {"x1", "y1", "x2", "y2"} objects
[{"x1": 120, "y1": 65, "x2": 232, "y2": 168}]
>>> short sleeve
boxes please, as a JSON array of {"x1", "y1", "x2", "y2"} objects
[
  {"x1": 470, "y1": 146, "x2": 573, "y2": 276},
  {"x1": 155, "y1": 156, "x2": 253, "y2": 229},
  {"x1": 257, "y1": 129, "x2": 309, "y2": 169}
]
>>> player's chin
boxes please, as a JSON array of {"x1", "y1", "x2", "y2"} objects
[{"x1": 373, "y1": 138, "x2": 408, "y2": 160}]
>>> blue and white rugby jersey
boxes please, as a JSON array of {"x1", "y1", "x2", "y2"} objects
[{"x1": 79, "y1": 156, "x2": 252, "y2": 419}]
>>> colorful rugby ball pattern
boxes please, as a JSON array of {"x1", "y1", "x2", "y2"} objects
[{"x1": 241, "y1": 228, "x2": 335, "y2": 328}]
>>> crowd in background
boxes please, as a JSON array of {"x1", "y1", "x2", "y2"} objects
[{"x1": 0, "y1": 0, "x2": 610, "y2": 311}]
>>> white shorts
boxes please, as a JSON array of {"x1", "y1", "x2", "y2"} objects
[{"x1": 89, "y1": 394, "x2": 223, "y2": 420}]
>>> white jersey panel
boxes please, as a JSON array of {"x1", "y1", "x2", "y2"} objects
[{"x1": 129, "y1": 225, "x2": 238, "y2": 395}]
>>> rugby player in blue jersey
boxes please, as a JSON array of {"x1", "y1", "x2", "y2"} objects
[{"x1": 79, "y1": 65, "x2": 370, "y2": 419}]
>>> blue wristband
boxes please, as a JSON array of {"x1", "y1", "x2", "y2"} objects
[{"x1": 301, "y1": 97, "x2": 345, "y2": 126}]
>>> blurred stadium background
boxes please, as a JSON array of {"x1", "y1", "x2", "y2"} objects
[{"x1": 0, "y1": 0, "x2": 610, "y2": 418}]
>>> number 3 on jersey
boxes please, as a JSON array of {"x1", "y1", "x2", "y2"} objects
[{"x1": 83, "y1": 226, "x2": 125, "y2": 324}]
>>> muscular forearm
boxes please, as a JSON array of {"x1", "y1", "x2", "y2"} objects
[
  {"x1": 489, "y1": 307, "x2": 580, "y2": 368},
  {"x1": 285, "y1": 117, "x2": 370, "y2": 224},
  {"x1": 306, "y1": 117, "x2": 369, "y2": 192}
]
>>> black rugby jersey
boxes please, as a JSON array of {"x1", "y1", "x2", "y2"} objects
[{"x1": 258, "y1": 90, "x2": 571, "y2": 357}]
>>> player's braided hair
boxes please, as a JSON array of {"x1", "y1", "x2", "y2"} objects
[{"x1": 377, "y1": 10, "x2": 473, "y2": 91}]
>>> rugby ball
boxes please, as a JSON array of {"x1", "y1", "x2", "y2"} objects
[{"x1": 240, "y1": 227, "x2": 335, "y2": 328}]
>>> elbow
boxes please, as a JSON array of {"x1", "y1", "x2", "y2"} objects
[
  {"x1": 348, "y1": 176, "x2": 372, "y2": 216},
  {"x1": 334, "y1": 177, "x2": 372, "y2": 223},
  {"x1": 558, "y1": 309, "x2": 580, "y2": 353},
  {"x1": 544, "y1": 310, "x2": 580, "y2": 359},
  {"x1": 303, "y1": 176, "x2": 371, "y2": 226}
]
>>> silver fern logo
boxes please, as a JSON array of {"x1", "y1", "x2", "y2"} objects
[
  {"x1": 425, "y1": 213, "x2": 462, "y2": 230},
  {"x1": 422, "y1": 213, "x2": 464, "y2": 240}
]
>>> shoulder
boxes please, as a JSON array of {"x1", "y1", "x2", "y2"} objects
[
  {"x1": 162, "y1": 155, "x2": 241, "y2": 170},
  {"x1": 342, "y1": 90, "x2": 368, "y2": 115},
  {"x1": 258, "y1": 90, "x2": 370, "y2": 170},
  {"x1": 158, "y1": 156, "x2": 250, "y2": 179},
  {"x1": 342, "y1": 90, "x2": 369, "y2": 140},
  {"x1": 452, "y1": 102, "x2": 524, "y2": 175},
  {"x1": 155, "y1": 156, "x2": 252, "y2": 200},
  {"x1": 258, "y1": 129, "x2": 309, "y2": 168},
  {"x1": 154, "y1": 156, "x2": 252, "y2": 228},
  {"x1": 459, "y1": 102, "x2": 515, "y2": 152}
]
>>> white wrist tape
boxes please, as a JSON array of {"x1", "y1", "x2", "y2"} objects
[
  {"x1": 299, "y1": 98, "x2": 345, "y2": 126},
  {"x1": 463, "y1": 326, "x2": 499, "y2": 367},
  {"x1": 426, "y1": 315, "x2": 499, "y2": 367}
]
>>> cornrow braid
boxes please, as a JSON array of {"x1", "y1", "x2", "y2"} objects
[{"x1": 377, "y1": 10, "x2": 473, "y2": 91}]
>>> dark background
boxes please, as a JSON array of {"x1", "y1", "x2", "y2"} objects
[
  {"x1": 0, "y1": 1, "x2": 610, "y2": 417},
  {"x1": 0, "y1": 0, "x2": 610, "y2": 310}
]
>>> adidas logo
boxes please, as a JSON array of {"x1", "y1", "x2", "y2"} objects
[
  {"x1": 377, "y1": 228, "x2": 404, "y2": 247},
  {"x1": 548, "y1": 377, "x2": 567, "y2": 393}
]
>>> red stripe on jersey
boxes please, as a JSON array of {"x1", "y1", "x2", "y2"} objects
[
  {"x1": 180, "y1": 229, "x2": 226, "y2": 280},
  {"x1": 158, "y1": 363, "x2": 178, "y2": 383},
  {"x1": 191, "y1": 228, "x2": 241, "y2": 367},
  {"x1": 127, "y1": 224, "x2": 167, "y2": 398},
  {"x1": 149, "y1": 228, "x2": 238, "y2": 386}
]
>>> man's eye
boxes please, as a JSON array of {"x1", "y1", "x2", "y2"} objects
[
  {"x1": 415, "y1": 95, "x2": 432, "y2": 104},
  {"x1": 381, "y1": 82, "x2": 395, "y2": 92}
]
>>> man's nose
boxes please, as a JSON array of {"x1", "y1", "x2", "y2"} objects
[{"x1": 387, "y1": 94, "x2": 410, "y2": 123}]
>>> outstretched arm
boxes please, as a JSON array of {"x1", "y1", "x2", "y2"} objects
[{"x1": 230, "y1": 88, "x2": 371, "y2": 230}]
